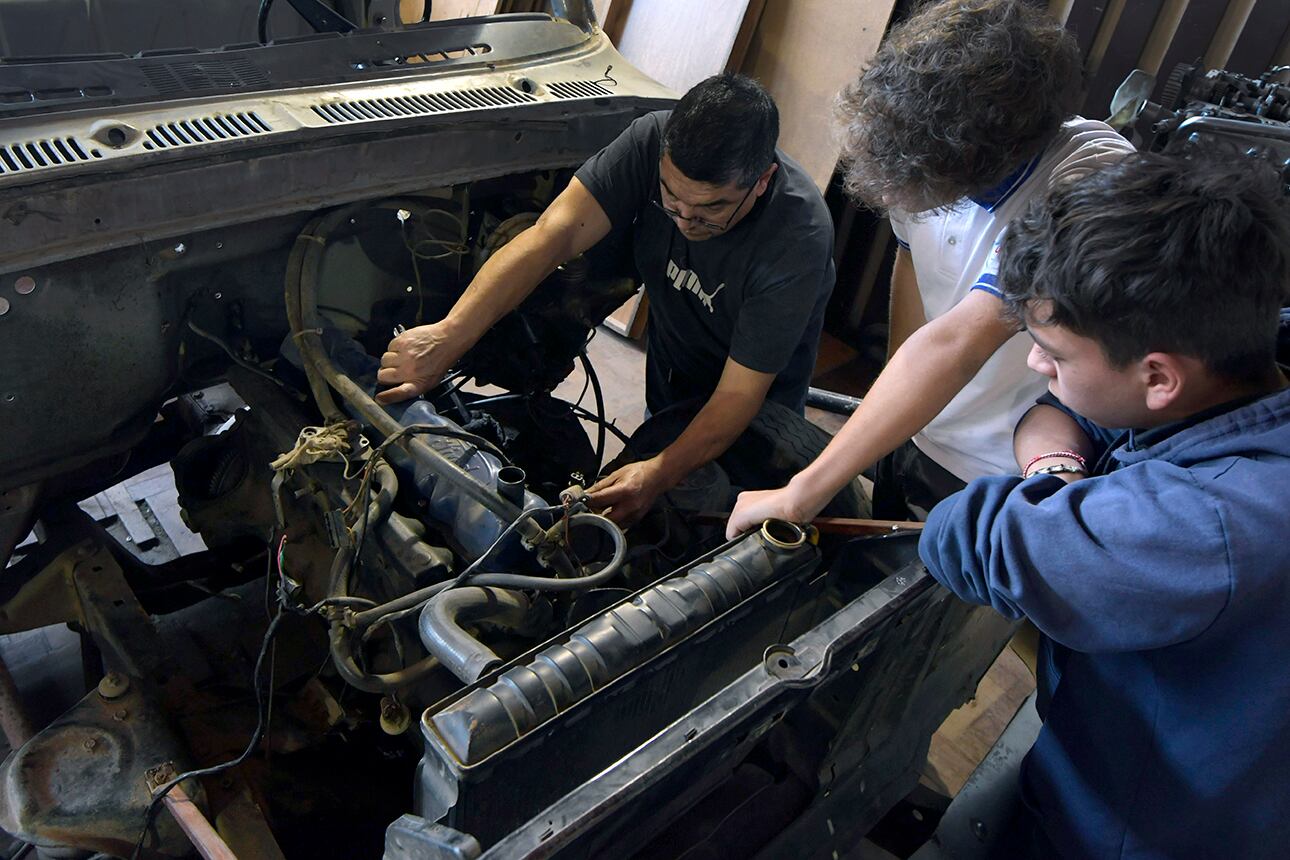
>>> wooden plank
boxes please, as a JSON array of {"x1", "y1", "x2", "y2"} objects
[
  {"x1": 591, "y1": 0, "x2": 618, "y2": 34},
  {"x1": 612, "y1": 0, "x2": 760, "y2": 94},
  {"x1": 603, "y1": 289, "x2": 649, "y2": 340},
  {"x1": 1064, "y1": 0, "x2": 1114, "y2": 59},
  {"x1": 1227, "y1": 0, "x2": 1290, "y2": 75},
  {"x1": 1083, "y1": 0, "x2": 1167, "y2": 118},
  {"x1": 1152, "y1": 0, "x2": 1230, "y2": 97},
  {"x1": 426, "y1": 0, "x2": 498, "y2": 20},
  {"x1": 739, "y1": 0, "x2": 899, "y2": 192},
  {"x1": 924, "y1": 648, "x2": 1035, "y2": 796}
]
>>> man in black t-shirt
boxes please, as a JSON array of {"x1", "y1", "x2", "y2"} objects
[{"x1": 377, "y1": 74, "x2": 835, "y2": 525}]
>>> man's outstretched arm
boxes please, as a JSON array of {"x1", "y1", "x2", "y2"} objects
[
  {"x1": 377, "y1": 178, "x2": 612, "y2": 403},
  {"x1": 726, "y1": 288, "x2": 1018, "y2": 537},
  {"x1": 588, "y1": 358, "x2": 774, "y2": 526}
]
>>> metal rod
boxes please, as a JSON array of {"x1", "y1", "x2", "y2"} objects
[
  {"x1": 693, "y1": 513, "x2": 924, "y2": 537},
  {"x1": 160, "y1": 783, "x2": 239, "y2": 860},
  {"x1": 285, "y1": 205, "x2": 543, "y2": 545}
]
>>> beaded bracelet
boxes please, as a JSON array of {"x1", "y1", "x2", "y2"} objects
[{"x1": 1022, "y1": 450, "x2": 1088, "y2": 479}]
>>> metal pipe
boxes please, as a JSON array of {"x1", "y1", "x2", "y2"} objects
[
  {"x1": 285, "y1": 206, "x2": 541, "y2": 543},
  {"x1": 418, "y1": 588, "x2": 534, "y2": 683},
  {"x1": 805, "y1": 386, "x2": 863, "y2": 416},
  {"x1": 496, "y1": 466, "x2": 526, "y2": 507},
  {"x1": 351, "y1": 512, "x2": 626, "y2": 629},
  {"x1": 160, "y1": 782, "x2": 238, "y2": 860}
]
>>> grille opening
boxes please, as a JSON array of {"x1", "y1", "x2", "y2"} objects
[
  {"x1": 310, "y1": 85, "x2": 535, "y2": 125},
  {"x1": 547, "y1": 80, "x2": 613, "y2": 100},
  {"x1": 141, "y1": 111, "x2": 272, "y2": 150},
  {"x1": 0, "y1": 136, "x2": 93, "y2": 174}
]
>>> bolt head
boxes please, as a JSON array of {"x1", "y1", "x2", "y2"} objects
[
  {"x1": 379, "y1": 696, "x2": 411, "y2": 735},
  {"x1": 98, "y1": 672, "x2": 130, "y2": 700},
  {"x1": 173, "y1": 243, "x2": 186, "y2": 255}
]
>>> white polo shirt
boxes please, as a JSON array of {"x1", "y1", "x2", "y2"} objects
[{"x1": 889, "y1": 118, "x2": 1134, "y2": 482}]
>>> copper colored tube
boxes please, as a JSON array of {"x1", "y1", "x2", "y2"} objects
[{"x1": 160, "y1": 783, "x2": 238, "y2": 860}]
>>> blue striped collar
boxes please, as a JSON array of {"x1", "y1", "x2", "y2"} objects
[{"x1": 970, "y1": 151, "x2": 1043, "y2": 212}]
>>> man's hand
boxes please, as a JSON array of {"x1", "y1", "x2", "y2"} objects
[
  {"x1": 376, "y1": 322, "x2": 465, "y2": 404},
  {"x1": 726, "y1": 482, "x2": 814, "y2": 540},
  {"x1": 586, "y1": 459, "x2": 670, "y2": 527}
]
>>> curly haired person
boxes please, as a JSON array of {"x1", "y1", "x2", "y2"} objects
[
  {"x1": 922, "y1": 150, "x2": 1290, "y2": 859},
  {"x1": 728, "y1": 0, "x2": 1134, "y2": 535}
]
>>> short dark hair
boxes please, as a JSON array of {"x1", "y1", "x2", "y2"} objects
[
  {"x1": 837, "y1": 0, "x2": 1082, "y2": 211},
  {"x1": 663, "y1": 74, "x2": 778, "y2": 188},
  {"x1": 998, "y1": 151, "x2": 1290, "y2": 382}
]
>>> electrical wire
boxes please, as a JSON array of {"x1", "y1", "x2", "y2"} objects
[
  {"x1": 401, "y1": 212, "x2": 469, "y2": 326},
  {"x1": 340, "y1": 423, "x2": 511, "y2": 591},
  {"x1": 577, "y1": 350, "x2": 607, "y2": 474},
  {"x1": 568, "y1": 403, "x2": 634, "y2": 447},
  {"x1": 185, "y1": 319, "x2": 301, "y2": 398},
  {"x1": 257, "y1": 0, "x2": 274, "y2": 44},
  {"x1": 129, "y1": 608, "x2": 287, "y2": 860},
  {"x1": 357, "y1": 503, "x2": 561, "y2": 638}
]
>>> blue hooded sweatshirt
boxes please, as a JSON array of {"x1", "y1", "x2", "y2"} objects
[{"x1": 919, "y1": 385, "x2": 1290, "y2": 860}]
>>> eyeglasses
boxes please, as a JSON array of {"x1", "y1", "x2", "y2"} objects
[{"x1": 653, "y1": 181, "x2": 756, "y2": 233}]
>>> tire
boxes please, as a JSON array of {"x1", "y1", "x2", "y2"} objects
[{"x1": 614, "y1": 398, "x2": 871, "y2": 519}]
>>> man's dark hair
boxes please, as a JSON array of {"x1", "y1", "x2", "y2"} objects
[
  {"x1": 999, "y1": 151, "x2": 1290, "y2": 382},
  {"x1": 837, "y1": 0, "x2": 1082, "y2": 211},
  {"x1": 663, "y1": 74, "x2": 778, "y2": 188}
]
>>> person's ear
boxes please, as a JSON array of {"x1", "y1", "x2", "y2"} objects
[
  {"x1": 1141, "y1": 352, "x2": 1188, "y2": 413},
  {"x1": 755, "y1": 162, "x2": 779, "y2": 196}
]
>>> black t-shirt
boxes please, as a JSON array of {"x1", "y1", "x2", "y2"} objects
[{"x1": 574, "y1": 111, "x2": 835, "y2": 414}]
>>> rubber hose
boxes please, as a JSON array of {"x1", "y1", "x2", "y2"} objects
[
  {"x1": 285, "y1": 204, "x2": 532, "y2": 532},
  {"x1": 351, "y1": 512, "x2": 627, "y2": 628},
  {"x1": 418, "y1": 587, "x2": 534, "y2": 683}
]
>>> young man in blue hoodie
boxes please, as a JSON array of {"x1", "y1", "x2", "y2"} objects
[{"x1": 919, "y1": 151, "x2": 1290, "y2": 859}]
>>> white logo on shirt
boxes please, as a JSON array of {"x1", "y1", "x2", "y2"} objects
[{"x1": 667, "y1": 260, "x2": 725, "y2": 314}]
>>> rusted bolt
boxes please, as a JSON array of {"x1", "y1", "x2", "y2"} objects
[
  {"x1": 83, "y1": 737, "x2": 98, "y2": 751},
  {"x1": 114, "y1": 708, "x2": 129, "y2": 721},
  {"x1": 98, "y1": 672, "x2": 130, "y2": 700}
]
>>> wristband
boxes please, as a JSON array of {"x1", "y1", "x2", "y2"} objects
[
  {"x1": 1022, "y1": 450, "x2": 1087, "y2": 479},
  {"x1": 1027, "y1": 463, "x2": 1087, "y2": 479}
]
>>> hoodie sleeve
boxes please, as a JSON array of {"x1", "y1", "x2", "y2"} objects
[{"x1": 919, "y1": 468, "x2": 1232, "y2": 653}]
